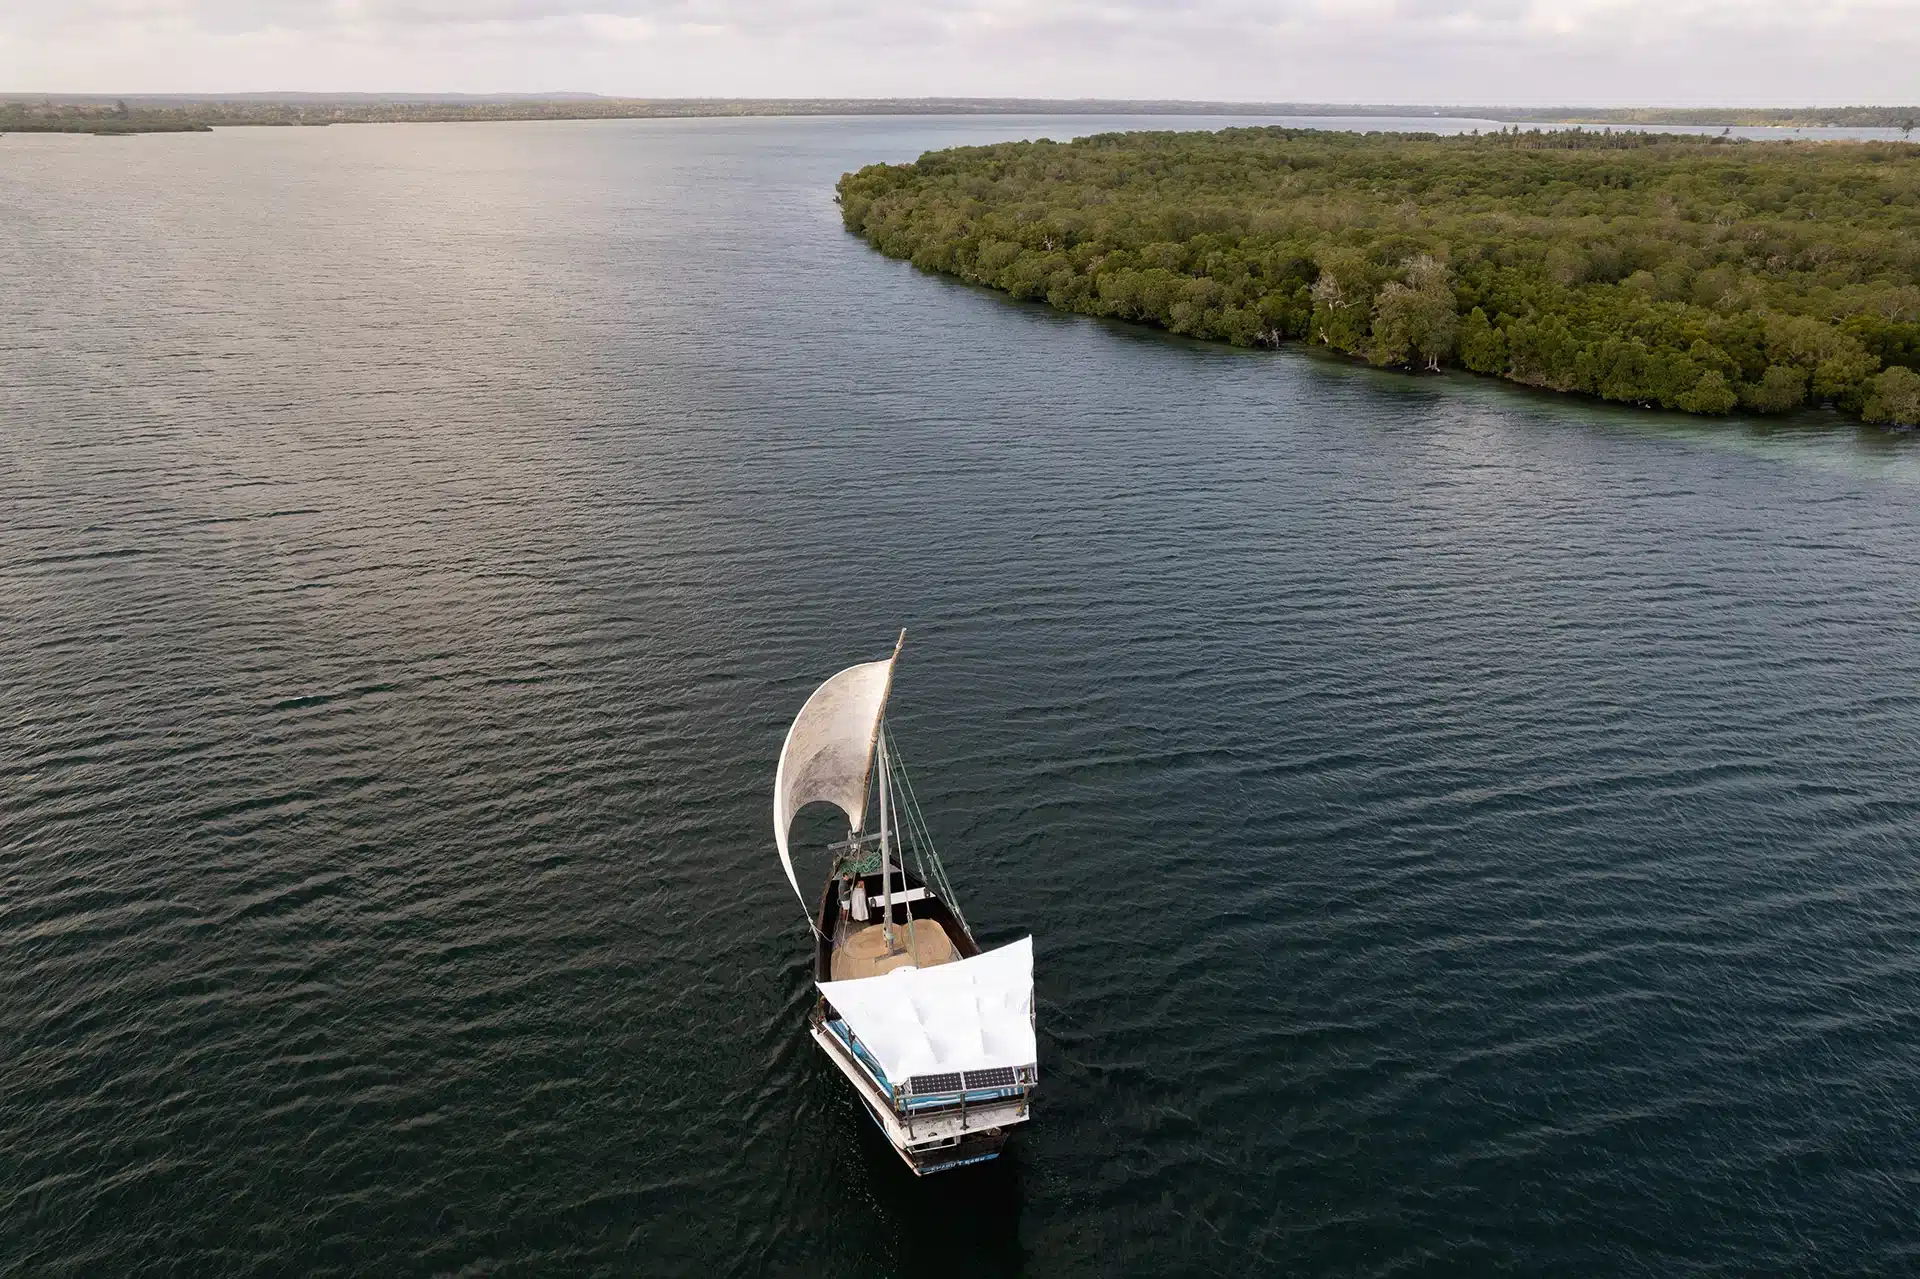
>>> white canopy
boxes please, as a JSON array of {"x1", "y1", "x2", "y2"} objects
[
  {"x1": 818, "y1": 937, "x2": 1037, "y2": 1087},
  {"x1": 772, "y1": 639, "x2": 901, "y2": 910}
]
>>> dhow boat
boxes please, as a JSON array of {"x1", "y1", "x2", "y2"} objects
[{"x1": 772, "y1": 632, "x2": 1037, "y2": 1175}]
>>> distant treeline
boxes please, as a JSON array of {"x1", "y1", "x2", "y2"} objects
[
  {"x1": 0, "y1": 101, "x2": 210, "y2": 134},
  {"x1": 837, "y1": 128, "x2": 1920, "y2": 426},
  {"x1": 4, "y1": 97, "x2": 1058, "y2": 133},
  {"x1": 5, "y1": 97, "x2": 1918, "y2": 134},
  {"x1": 1500, "y1": 107, "x2": 1919, "y2": 130},
  {"x1": 15, "y1": 96, "x2": 1316, "y2": 131}
]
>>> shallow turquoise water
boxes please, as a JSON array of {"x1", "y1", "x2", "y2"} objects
[{"x1": 3, "y1": 116, "x2": 1918, "y2": 1276}]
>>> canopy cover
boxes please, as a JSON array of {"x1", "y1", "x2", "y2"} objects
[
  {"x1": 817, "y1": 937, "x2": 1036, "y2": 1085},
  {"x1": 773, "y1": 652, "x2": 896, "y2": 909}
]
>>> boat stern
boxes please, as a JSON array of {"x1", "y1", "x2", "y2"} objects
[{"x1": 809, "y1": 1016, "x2": 1035, "y2": 1175}]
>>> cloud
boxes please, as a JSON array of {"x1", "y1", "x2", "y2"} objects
[{"x1": 4, "y1": 0, "x2": 1918, "y2": 103}]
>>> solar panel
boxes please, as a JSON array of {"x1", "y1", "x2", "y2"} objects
[
  {"x1": 963, "y1": 1066, "x2": 1017, "y2": 1090},
  {"x1": 908, "y1": 1072, "x2": 964, "y2": 1095}
]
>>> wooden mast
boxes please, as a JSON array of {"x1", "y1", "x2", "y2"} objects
[
  {"x1": 876, "y1": 629, "x2": 905, "y2": 951},
  {"x1": 880, "y1": 731, "x2": 893, "y2": 949}
]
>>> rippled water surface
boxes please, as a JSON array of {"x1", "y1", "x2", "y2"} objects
[{"x1": 5, "y1": 117, "x2": 1920, "y2": 1276}]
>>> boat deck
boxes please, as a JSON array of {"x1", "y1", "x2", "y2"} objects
[{"x1": 830, "y1": 919, "x2": 958, "y2": 980}]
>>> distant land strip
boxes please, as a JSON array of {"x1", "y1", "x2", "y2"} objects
[{"x1": 3, "y1": 95, "x2": 1918, "y2": 135}]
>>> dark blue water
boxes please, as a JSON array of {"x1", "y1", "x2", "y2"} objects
[{"x1": 4, "y1": 116, "x2": 1919, "y2": 1276}]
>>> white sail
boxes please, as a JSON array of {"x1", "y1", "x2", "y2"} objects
[{"x1": 773, "y1": 637, "x2": 901, "y2": 911}]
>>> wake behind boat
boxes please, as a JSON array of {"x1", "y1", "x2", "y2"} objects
[{"x1": 772, "y1": 632, "x2": 1038, "y2": 1175}]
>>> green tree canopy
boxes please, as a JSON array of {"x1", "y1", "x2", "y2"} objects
[{"x1": 838, "y1": 127, "x2": 1920, "y2": 426}]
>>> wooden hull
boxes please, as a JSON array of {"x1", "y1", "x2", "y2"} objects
[{"x1": 810, "y1": 1020, "x2": 1021, "y2": 1175}]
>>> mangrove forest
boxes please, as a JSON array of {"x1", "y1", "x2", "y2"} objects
[{"x1": 837, "y1": 128, "x2": 1920, "y2": 426}]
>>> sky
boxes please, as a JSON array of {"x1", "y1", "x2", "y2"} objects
[{"x1": 4, "y1": 1, "x2": 1918, "y2": 106}]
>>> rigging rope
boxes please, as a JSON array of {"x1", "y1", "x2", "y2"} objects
[{"x1": 883, "y1": 725, "x2": 971, "y2": 943}]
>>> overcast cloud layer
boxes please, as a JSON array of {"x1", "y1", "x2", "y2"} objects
[{"x1": 4, "y1": 1, "x2": 1917, "y2": 105}]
